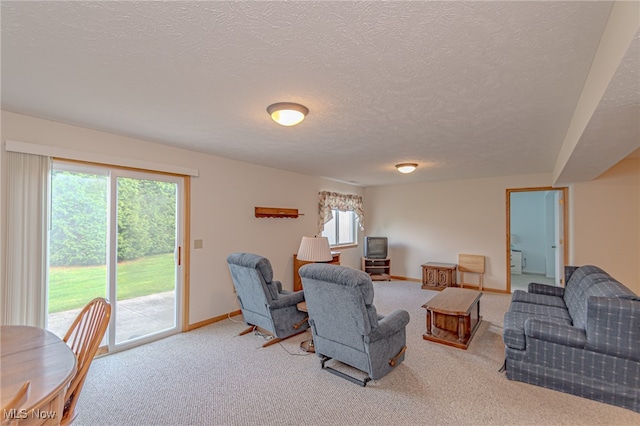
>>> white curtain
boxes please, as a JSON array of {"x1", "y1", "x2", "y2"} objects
[{"x1": 2, "y1": 152, "x2": 50, "y2": 326}]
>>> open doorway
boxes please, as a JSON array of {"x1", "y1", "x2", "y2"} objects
[{"x1": 506, "y1": 187, "x2": 569, "y2": 293}]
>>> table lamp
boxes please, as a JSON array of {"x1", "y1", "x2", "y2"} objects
[{"x1": 297, "y1": 236, "x2": 333, "y2": 262}]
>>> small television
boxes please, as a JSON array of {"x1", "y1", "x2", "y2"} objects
[{"x1": 364, "y1": 236, "x2": 388, "y2": 259}]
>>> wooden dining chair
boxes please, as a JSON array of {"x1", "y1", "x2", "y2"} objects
[{"x1": 61, "y1": 297, "x2": 111, "y2": 425}]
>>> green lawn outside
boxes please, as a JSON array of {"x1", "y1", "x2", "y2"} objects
[{"x1": 49, "y1": 253, "x2": 175, "y2": 313}]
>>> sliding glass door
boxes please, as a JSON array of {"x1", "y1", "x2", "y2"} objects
[
  {"x1": 47, "y1": 162, "x2": 183, "y2": 351},
  {"x1": 112, "y1": 173, "x2": 181, "y2": 345}
]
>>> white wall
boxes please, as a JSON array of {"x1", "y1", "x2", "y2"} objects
[
  {"x1": 571, "y1": 157, "x2": 640, "y2": 293},
  {"x1": 365, "y1": 161, "x2": 639, "y2": 295},
  {"x1": 3, "y1": 111, "x2": 638, "y2": 326},
  {"x1": 0, "y1": 111, "x2": 364, "y2": 325},
  {"x1": 364, "y1": 173, "x2": 554, "y2": 291}
]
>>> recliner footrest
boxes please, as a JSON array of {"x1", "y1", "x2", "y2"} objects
[{"x1": 321, "y1": 356, "x2": 371, "y2": 387}]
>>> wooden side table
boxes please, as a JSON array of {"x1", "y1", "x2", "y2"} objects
[
  {"x1": 293, "y1": 252, "x2": 340, "y2": 291},
  {"x1": 421, "y1": 262, "x2": 457, "y2": 291}
]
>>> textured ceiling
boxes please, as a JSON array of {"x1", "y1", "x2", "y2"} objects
[
  {"x1": 1, "y1": 1, "x2": 638, "y2": 186},
  {"x1": 555, "y1": 32, "x2": 640, "y2": 184}
]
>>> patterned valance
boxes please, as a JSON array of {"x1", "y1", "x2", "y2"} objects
[{"x1": 318, "y1": 191, "x2": 365, "y2": 233}]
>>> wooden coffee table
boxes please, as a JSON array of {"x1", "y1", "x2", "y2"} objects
[{"x1": 422, "y1": 287, "x2": 482, "y2": 350}]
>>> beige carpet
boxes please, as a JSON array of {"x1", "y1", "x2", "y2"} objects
[{"x1": 74, "y1": 281, "x2": 639, "y2": 425}]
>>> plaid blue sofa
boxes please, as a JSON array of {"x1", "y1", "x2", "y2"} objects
[{"x1": 503, "y1": 265, "x2": 640, "y2": 412}]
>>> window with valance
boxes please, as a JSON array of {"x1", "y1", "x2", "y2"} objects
[{"x1": 318, "y1": 191, "x2": 365, "y2": 234}]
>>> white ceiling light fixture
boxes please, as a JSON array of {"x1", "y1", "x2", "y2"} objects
[
  {"x1": 395, "y1": 163, "x2": 418, "y2": 174},
  {"x1": 267, "y1": 102, "x2": 309, "y2": 126}
]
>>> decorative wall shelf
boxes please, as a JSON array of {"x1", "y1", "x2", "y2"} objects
[{"x1": 254, "y1": 207, "x2": 302, "y2": 218}]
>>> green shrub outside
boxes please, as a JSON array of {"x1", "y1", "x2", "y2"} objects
[
  {"x1": 50, "y1": 171, "x2": 176, "y2": 267},
  {"x1": 49, "y1": 171, "x2": 178, "y2": 312}
]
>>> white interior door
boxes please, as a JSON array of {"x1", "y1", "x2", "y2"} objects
[
  {"x1": 554, "y1": 190, "x2": 565, "y2": 286},
  {"x1": 544, "y1": 192, "x2": 556, "y2": 279}
]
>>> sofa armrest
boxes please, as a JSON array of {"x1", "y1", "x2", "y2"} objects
[
  {"x1": 268, "y1": 290, "x2": 305, "y2": 309},
  {"x1": 273, "y1": 280, "x2": 283, "y2": 293},
  {"x1": 365, "y1": 310, "x2": 410, "y2": 343},
  {"x1": 527, "y1": 282, "x2": 564, "y2": 297},
  {"x1": 585, "y1": 297, "x2": 640, "y2": 361},
  {"x1": 525, "y1": 318, "x2": 587, "y2": 349}
]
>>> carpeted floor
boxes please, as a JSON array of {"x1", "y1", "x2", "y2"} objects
[{"x1": 75, "y1": 281, "x2": 639, "y2": 425}]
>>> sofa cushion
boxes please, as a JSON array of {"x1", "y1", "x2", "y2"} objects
[
  {"x1": 584, "y1": 279, "x2": 637, "y2": 299},
  {"x1": 564, "y1": 265, "x2": 606, "y2": 290},
  {"x1": 509, "y1": 302, "x2": 572, "y2": 321},
  {"x1": 565, "y1": 272, "x2": 611, "y2": 328},
  {"x1": 528, "y1": 282, "x2": 565, "y2": 297},
  {"x1": 585, "y1": 297, "x2": 640, "y2": 361},
  {"x1": 563, "y1": 266, "x2": 605, "y2": 323},
  {"x1": 503, "y1": 311, "x2": 571, "y2": 350},
  {"x1": 570, "y1": 274, "x2": 630, "y2": 329},
  {"x1": 511, "y1": 290, "x2": 566, "y2": 309}
]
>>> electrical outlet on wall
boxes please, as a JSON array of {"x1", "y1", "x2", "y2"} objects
[{"x1": 194, "y1": 239, "x2": 203, "y2": 249}]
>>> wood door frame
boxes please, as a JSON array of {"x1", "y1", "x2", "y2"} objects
[{"x1": 506, "y1": 187, "x2": 569, "y2": 293}]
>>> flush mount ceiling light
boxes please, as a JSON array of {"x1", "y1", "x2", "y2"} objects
[
  {"x1": 267, "y1": 102, "x2": 309, "y2": 126},
  {"x1": 395, "y1": 163, "x2": 418, "y2": 174}
]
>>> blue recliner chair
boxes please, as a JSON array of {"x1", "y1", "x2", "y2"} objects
[
  {"x1": 227, "y1": 253, "x2": 309, "y2": 347},
  {"x1": 299, "y1": 263, "x2": 410, "y2": 386}
]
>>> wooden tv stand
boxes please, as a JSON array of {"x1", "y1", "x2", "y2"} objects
[{"x1": 362, "y1": 257, "x2": 391, "y2": 281}]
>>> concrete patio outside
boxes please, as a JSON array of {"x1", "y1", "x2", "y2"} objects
[{"x1": 47, "y1": 291, "x2": 176, "y2": 343}]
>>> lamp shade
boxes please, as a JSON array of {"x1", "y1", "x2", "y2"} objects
[{"x1": 297, "y1": 236, "x2": 333, "y2": 262}]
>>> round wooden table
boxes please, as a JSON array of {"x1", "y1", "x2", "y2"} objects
[{"x1": 1, "y1": 325, "x2": 77, "y2": 425}]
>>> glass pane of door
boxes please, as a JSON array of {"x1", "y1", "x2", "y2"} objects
[
  {"x1": 114, "y1": 175, "x2": 178, "y2": 344},
  {"x1": 47, "y1": 167, "x2": 108, "y2": 338}
]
